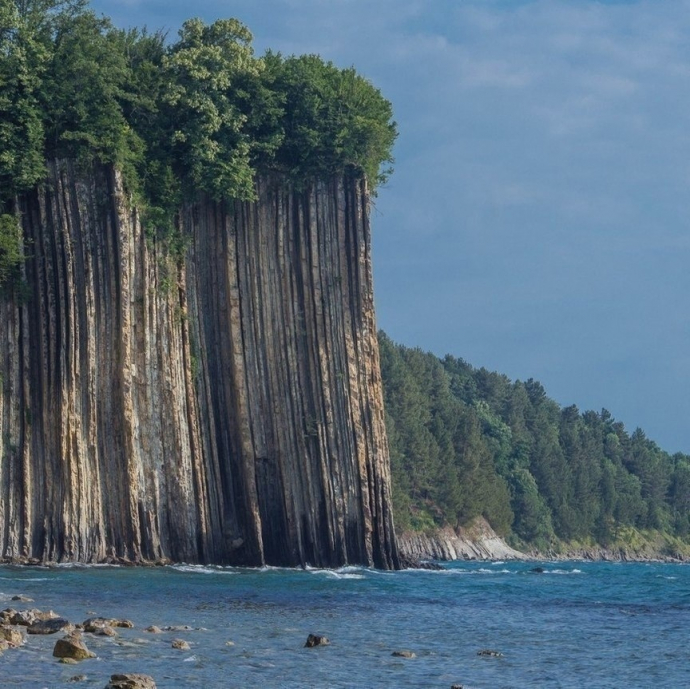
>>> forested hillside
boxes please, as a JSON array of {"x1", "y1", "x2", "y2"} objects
[{"x1": 380, "y1": 333, "x2": 690, "y2": 551}]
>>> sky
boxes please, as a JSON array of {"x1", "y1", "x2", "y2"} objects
[{"x1": 92, "y1": 0, "x2": 690, "y2": 453}]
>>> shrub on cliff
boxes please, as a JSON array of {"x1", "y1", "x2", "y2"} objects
[
  {"x1": 0, "y1": 0, "x2": 397, "y2": 220},
  {"x1": 0, "y1": 213, "x2": 23, "y2": 291}
]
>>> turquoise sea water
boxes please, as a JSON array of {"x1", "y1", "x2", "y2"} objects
[{"x1": 1, "y1": 560, "x2": 688, "y2": 688}]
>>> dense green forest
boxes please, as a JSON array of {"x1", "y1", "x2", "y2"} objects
[
  {"x1": 0, "y1": 0, "x2": 396, "y2": 288},
  {"x1": 380, "y1": 333, "x2": 690, "y2": 552}
]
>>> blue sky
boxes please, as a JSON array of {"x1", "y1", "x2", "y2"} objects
[{"x1": 92, "y1": 0, "x2": 690, "y2": 453}]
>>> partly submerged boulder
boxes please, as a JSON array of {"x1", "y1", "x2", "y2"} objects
[
  {"x1": 0, "y1": 626, "x2": 23, "y2": 646},
  {"x1": 83, "y1": 617, "x2": 133, "y2": 630},
  {"x1": 3, "y1": 608, "x2": 58, "y2": 626},
  {"x1": 104, "y1": 674, "x2": 157, "y2": 689},
  {"x1": 391, "y1": 650, "x2": 416, "y2": 658},
  {"x1": 304, "y1": 634, "x2": 330, "y2": 648},
  {"x1": 27, "y1": 617, "x2": 73, "y2": 635},
  {"x1": 53, "y1": 634, "x2": 96, "y2": 661}
]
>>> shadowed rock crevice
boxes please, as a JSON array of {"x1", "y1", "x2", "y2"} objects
[{"x1": 0, "y1": 162, "x2": 399, "y2": 569}]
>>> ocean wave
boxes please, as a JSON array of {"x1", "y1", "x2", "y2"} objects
[
  {"x1": 307, "y1": 567, "x2": 367, "y2": 580},
  {"x1": 171, "y1": 564, "x2": 237, "y2": 575}
]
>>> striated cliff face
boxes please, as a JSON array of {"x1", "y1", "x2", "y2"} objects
[
  {"x1": 0, "y1": 160, "x2": 399, "y2": 569},
  {"x1": 397, "y1": 518, "x2": 526, "y2": 562}
]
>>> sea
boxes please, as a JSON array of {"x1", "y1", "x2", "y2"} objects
[{"x1": 1, "y1": 560, "x2": 688, "y2": 688}]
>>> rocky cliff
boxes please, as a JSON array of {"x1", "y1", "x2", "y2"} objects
[
  {"x1": 397, "y1": 518, "x2": 526, "y2": 562},
  {"x1": 0, "y1": 160, "x2": 399, "y2": 568}
]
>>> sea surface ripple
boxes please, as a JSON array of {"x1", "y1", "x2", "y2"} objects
[{"x1": 1, "y1": 560, "x2": 688, "y2": 687}]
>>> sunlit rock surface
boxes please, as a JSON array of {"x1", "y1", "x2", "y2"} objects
[{"x1": 0, "y1": 161, "x2": 398, "y2": 569}]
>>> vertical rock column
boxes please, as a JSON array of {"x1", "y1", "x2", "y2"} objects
[
  {"x1": 0, "y1": 161, "x2": 211, "y2": 563},
  {"x1": 0, "y1": 162, "x2": 399, "y2": 568},
  {"x1": 186, "y1": 175, "x2": 399, "y2": 568}
]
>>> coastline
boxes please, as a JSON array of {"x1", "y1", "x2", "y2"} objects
[
  {"x1": 397, "y1": 518, "x2": 690, "y2": 564},
  {"x1": 3, "y1": 520, "x2": 689, "y2": 568}
]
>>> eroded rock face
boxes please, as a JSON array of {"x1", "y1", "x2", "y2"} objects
[
  {"x1": 397, "y1": 517, "x2": 526, "y2": 562},
  {"x1": 0, "y1": 162, "x2": 398, "y2": 569}
]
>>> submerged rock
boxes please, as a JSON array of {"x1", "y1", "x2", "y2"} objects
[
  {"x1": 171, "y1": 638, "x2": 190, "y2": 650},
  {"x1": 304, "y1": 634, "x2": 330, "y2": 648},
  {"x1": 391, "y1": 650, "x2": 416, "y2": 658},
  {"x1": 10, "y1": 595, "x2": 33, "y2": 602},
  {"x1": 477, "y1": 649, "x2": 503, "y2": 657},
  {"x1": 105, "y1": 673, "x2": 157, "y2": 689},
  {"x1": 53, "y1": 634, "x2": 96, "y2": 661},
  {"x1": 144, "y1": 626, "x2": 163, "y2": 634}
]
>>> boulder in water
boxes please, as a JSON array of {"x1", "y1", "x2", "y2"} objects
[
  {"x1": 477, "y1": 649, "x2": 503, "y2": 657},
  {"x1": 304, "y1": 634, "x2": 330, "y2": 647},
  {"x1": 83, "y1": 617, "x2": 133, "y2": 630},
  {"x1": 0, "y1": 625, "x2": 23, "y2": 646},
  {"x1": 391, "y1": 650, "x2": 416, "y2": 658},
  {"x1": 53, "y1": 633, "x2": 96, "y2": 661},
  {"x1": 27, "y1": 617, "x2": 73, "y2": 635},
  {"x1": 171, "y1": 638, "x2": 190, "y2": 650},
  {"x1": 104, "y1": 673, "x2": 157, "y2": 688}
]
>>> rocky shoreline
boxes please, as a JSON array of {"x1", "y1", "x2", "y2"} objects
[
  {"x1": 0, "y1": 589, "x2": 471, "y2": 688},
  {"x1": 397, "y1": 517, "x2": 690, "y2": 564},
  {"x1": 529, "y1": 546, "x2": 689, "y2": 563}
]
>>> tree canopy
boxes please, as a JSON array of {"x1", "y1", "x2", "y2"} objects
[{"x1": 0, "y1": 0, "x2": 397, "y2": 214}]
